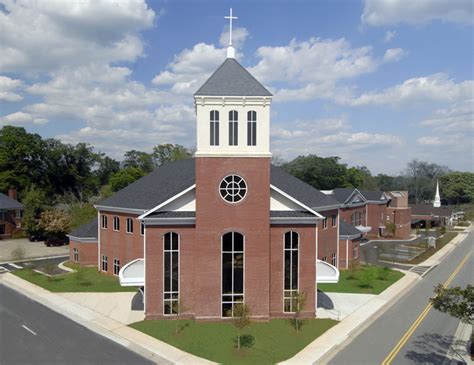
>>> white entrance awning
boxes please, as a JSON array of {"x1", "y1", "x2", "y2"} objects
[
  {"x1": 119, "y1": 258, "x2": 144, "y2": 286},
  {"x1": 356, "y1": 225, "x2": 372, "y2": 233},
  {"x1": 316, "y1": 259, "x2": 340, "y2": 283}
]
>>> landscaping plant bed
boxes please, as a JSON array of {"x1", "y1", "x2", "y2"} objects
[{"x1": 130, "y1": 318, "x2": 337, "y2": 365}]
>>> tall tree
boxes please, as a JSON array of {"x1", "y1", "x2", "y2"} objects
[
  {"x1": 0, "y1": 126, "x2": 47, "y2": 193},
  {"x1": 123, "y1": 150, "x2": 155, "y2": 172},
  {"x1": 22, "y1": 185, "x2": 49, "y2": 235},
  {"x1": 96, "y1": 155, "x2": 120, "y2": 186},
  {"x1": 431, "y1": 284, "x2": 473, "y2": 324},
  {"x1": 152, "y1": 144, "x2": 192, "y2": 167},
  {"x1": 439, "y1": 172, "x2": 474, "y2": 205},
  {"x1": 109, "y1": 167, "x2": 146, "y2": 192},
  {"x1": 404, "y1": 159, "x2": 450, "y2": 204}
]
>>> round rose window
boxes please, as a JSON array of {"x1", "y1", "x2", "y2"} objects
[{"x1": 219, "y1": 174, "x2": 247, "y2": 203}]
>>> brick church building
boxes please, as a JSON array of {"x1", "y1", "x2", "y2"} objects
[{"x1": 69, "y1": 43, "x2": 346, "y2": 320}]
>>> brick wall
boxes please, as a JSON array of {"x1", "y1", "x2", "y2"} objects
[
  {"x1": 317, "y1": 209, "x2": 339, "y2": 266},
  {"x1": 70, "y1": 240, "x2": 98, "y2": 266}
]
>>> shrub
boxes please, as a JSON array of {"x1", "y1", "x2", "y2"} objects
[
  {"x1": 11, "y1": 246, "x2": 26, "y2": 261},
  {"x1": 440, "y1": 226, "x2": 446, "y2": 235},
  {"x1": 358, "y1": 267, "x2": 374, "y2": 289},
  {"x1": 12, "y1": 231, "x2": 28, "y2": 239},
  {"x1": 43, "y1": 263, "x2": 56, "y2": 281},
  {"x1": 377, "y1": 266, "x2": 390, "y2": 281}
]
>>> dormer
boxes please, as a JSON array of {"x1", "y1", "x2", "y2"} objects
[{"x1": 193, "y1": 58, "x2": 273, "y2": 158}]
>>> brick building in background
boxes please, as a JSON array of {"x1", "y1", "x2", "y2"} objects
[{"x1": 0, "y1": 189, "x2": 23, "y2": 239}]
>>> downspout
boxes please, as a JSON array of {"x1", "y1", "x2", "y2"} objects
[
  {"x1": 336, "y1": 212, "x2": 340, "y2": 269},
  {"x1": 97, "y1": 211, "x2": 100, "y2": 271},
  {"x1": 315, "y1": 224, "x2": 318, "y2": 317},
  {"x1": 346, "y1": 239, "x2": 349, "y2": 269}
]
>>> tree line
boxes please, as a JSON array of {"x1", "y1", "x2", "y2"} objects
[{"x1": 1, "y1": 126, "x2": 472, "y2": 236}]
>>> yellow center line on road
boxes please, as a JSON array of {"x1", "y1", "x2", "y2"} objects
[{"x1": 381, "y1": 251, "x2": 472, "y2": 365}]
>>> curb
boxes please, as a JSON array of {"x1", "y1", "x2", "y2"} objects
[
  {"x1": 280, "y1": 271, "x2": 420, "y2": 365},
  {"x1": 0, "y1": 273, "x2": 216, "y2": 365},
  {"x1": 0, "y1": 254, "x2": 69, "y2": 266}
]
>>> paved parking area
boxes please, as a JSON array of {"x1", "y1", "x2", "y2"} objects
[{"x1": 0, "y1": 238, "x2": 69, "y2": 262}]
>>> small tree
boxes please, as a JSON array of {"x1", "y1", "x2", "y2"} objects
[
  {"x1": 385, "y1": 222, "x2": 396, "y2": 237},
  {"x1": 292, "y1": 291, "x2": 307, "y2": 332},
  {"x1": 230, "y1": 303, "x2": 251, "y2": 350},
  {"x1": 43, "y1": 263, "x2": 56, "y2": 281},
  {"x1": 37, "y1": 209, "x2": 71, "y2": 238},
  {"x1": 172, "y1": 298, "x2": 189, "y2": 335},
  {"x1": 431, "y1": 284, "x2": 473, "y2": 324}
]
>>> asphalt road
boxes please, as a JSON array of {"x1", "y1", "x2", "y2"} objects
[
  {"x1": 0, "y1": 284, "x2": 155, "y2": 365},
  {"x1": 328, "y1": 230, "x2": 473, "y2": 365}
]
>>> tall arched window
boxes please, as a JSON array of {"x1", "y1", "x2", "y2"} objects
[
  {"x1": 284, "y1": 231, "x2": 299, "y2": 312},
  {"x1": 247, "y1": 110, "x2": 257, "y2": 146},
  {"x1": 210, "y1": 110, "x2": 219, "y2": 146},
  {"x1": 229, "y1": 110, "x2": 238, "y2": 146},
  {"x1": 222, "y1": 232, "x2": 244, "y2": 317},
  {"x1": 163, "y1": 232, "x2": 179, "y2": 315}
]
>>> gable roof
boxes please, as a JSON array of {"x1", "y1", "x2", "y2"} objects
[
  {"x1": 331, "y1": 188, "x2": 355, "y2": 204},
  {"x1": 97, "y1": 159, "x2": 340, "y2": 213},
  {"x1": 69, "y1": 218, "x2": 98, "y2": 239},
  {"x1": 359, "y1": 190, "x2": 387, "y2": 202},
  {"x1": 410, "y1": 204, "x2": 452, "y2": 217},
  {"x1": 194, "y1": 58, "x2": 272, "y2": 97},
  {"x1": 98, "y1": 158, "x2": 195, "y2": 211},
  {"x1": 0, "y1": 193, "x2": 23, "y2": 210}
]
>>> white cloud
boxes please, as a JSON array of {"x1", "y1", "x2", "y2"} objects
[
  {"x1": 362, "y1": 0, "x2": 473, "y2": 26},
  {"x1": 0, "y1": 76, "x2": 23, "y2": 101},
  {"x1": 421, "y1": 99, "x2": 474, "y2": 131},
  {"x1": 0, "y1": 0, "x2": 155, "y2": 74},
  {"x1": 0, "y1": 111, "x2": 48, "y2": 125},
  {"x1": 219, "y1": 27, "x2": 249, "y2": 49},
  {"x1": 350, "y1": 73, "x2": 473, "y2": 106},
  {"x1": 383, "y1": 48, "x2": 407, "y2": 63},
  {"x1": 383, "y1": 30, "x2": 396, "y2": 43}
]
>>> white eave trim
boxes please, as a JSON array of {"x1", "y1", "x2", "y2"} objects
[
  {"x1": 270, "y1": 217, "x2": 319, "y2": 225},
  {"x1": 311, "y1": 204, "x2": 341, "y2": 211},
  {"x1": 339, "y1": 233, "x2": 362, "y2": 240},
  {"x1": 67, "y1": 235, "x2": 98, "y2": 243},
  {"x1": 270, "y1": 185, "x2": 324, "y2": 219},
  {"x1": 94, "y1": 205, "x2": 146, "y2": 215},
  {"x1": 143, "y1": 217, "x2": 196, "y2": 226},
  {"x1": 138, "y1": 185, "x2": 196, "y2": 220}
]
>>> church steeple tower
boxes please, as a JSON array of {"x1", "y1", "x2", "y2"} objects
[{"x1": 433, "y1": 180, "x2": 441, "y2": 207}]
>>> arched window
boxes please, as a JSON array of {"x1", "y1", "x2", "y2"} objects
[
  {"x1": 210, "y1": 110, "x2": 219, "y2": 146},
  {"x1": 247, "y1": 110, "x2": 257, "y2": 146},
  {"x1": 222, "y1": 232, "x2": 244, "y2": 317},
  {"x1": 163, "y1": 232, "x2": 179, "y2": 315},
  {"x1": 229, "y1": 110, "x2": 238, "y2": 146},
  {"x1": 284, "y1": 231, "x2": 299, "y2": 313}
]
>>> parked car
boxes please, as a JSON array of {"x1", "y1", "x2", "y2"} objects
[
  {"x1": 45, "y1": 236, "x2": 69, "y2": 247},
  {"x1": 29, "y1": 233, "x2": 46, "y2": 242}
]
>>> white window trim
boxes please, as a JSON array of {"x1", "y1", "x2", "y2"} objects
[
  {"x1": 140, "y1": 222, "x2": 145, "y2": 236},
  {"x1": 283, "y1": 231, "x2": 300, "y2": 313},
  {"x1": 221, "y1": 232, "x2": 245, "y2": 318},
  {"x1": 102, "y1": 255, "x2": 108, "y2": 272},
  {"x1": 101, "y1": 215, "x2": 108, "y2": 229},
  {"x1": 113, "y1": 258, "x2": 120, "y2": 276},
  {"x1": 331, "y1": 214, "x2": 337, "y2": 228},
  {"x1": 322, "y1": 217, "x2": 328, "y2": 230},
  {"x1": 163, "y1": 232, "x2": 180, "y2": 316},
  {"x1": 113, "y1": 216, "x2": 120, "y2": 231},
  {"x1": 219, "y1": 174, "x2": 247, "y2": 204},
  {"x1": 126, "y1": 218, "x2": 133, "y2": 234},
  {"x1": 73, "y1": 248, "x2": 79, "y2": 262}
]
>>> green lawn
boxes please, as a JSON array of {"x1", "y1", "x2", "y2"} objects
[
  {"x1": 318, "y1": 265, "x2": 404, "y2": 294},
  {"x1": 13, "y1": 262, "x2": 136, "y2": 292},
  {"x1": 130, "y1": 318, "x2": 337, "y2": 365}
]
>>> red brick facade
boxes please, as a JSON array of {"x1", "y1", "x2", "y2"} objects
[
  {"x1": 70, "y1": 240, "x2": 98, "y2": 266},
  {"x1": 317, "y1": 209, "x2": 339, "y2": 266},
  {"x1": 366, "y1": 203, "x2": 387, "y2": 238},
  {"x1": 338, "y1": 238, "x2": 360, "y2": 269},
  {"x1": 98, "y1": 211, "x2": 144, "y2": 275},
  {"x1": 0, "y1": 209, "x2": 22, "y2": 239}
]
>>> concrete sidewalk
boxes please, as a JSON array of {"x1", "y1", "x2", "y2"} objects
[{"x1": 0, "y1": 274, "x2": 216, "y2": 365}]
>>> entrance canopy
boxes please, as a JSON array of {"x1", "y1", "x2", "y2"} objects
[
  {"x1": 316, "y1": 259, "x2": 340, "y2": 283},
  {"x1": 356, "y1": 225, "x2": 372, "y2": 233},
  {"x1": 119, "y1": 258, "x2": 144, "y2": 286}
]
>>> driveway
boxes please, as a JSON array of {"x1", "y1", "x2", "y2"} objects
[{"x1": 0, "y1": 238, "x2": 69, "y2": 262}]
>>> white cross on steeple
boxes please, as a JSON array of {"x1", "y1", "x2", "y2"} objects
[{"x1": 224, "y1": 8, "x2": 238, "y2": 46}]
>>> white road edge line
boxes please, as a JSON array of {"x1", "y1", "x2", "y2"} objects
[
  {"x1": 21, "y1": 325, "x2": 37, "y2": 336},
  {"x1": 8, "y1": 262, "x2": 23, "y2": 269}
]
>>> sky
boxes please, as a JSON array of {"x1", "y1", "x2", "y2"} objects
[{"x1": 0, "y1": 0, "x2": 473, "y2": 175}]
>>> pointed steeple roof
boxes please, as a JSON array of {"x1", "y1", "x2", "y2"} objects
[
  {"x1": 194, "y1": 58, "x2": 272, "y2": 97},
  {"x1": 433, "y1": 180, "x2": 441, "y2": 207}
]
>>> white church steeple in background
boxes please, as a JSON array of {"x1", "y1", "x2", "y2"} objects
[
  {"x1": 224, "y1": 8, "x2": 237, "y2": 58},
  {"x1": 433, "y1": 180, "x2": 441, "y2": 207}
]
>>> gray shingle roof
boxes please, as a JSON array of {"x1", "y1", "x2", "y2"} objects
[
  {"x1": 410, "y1": 204, "x2": 451, "y2": 217},
  {"x1": 331, "y1": 188, "x2": 355, "y2": 204},
  {"x1": 97, "y1": 159, "x2": 340, "y2": 213},
  {"x1": 147, "y1": 211, "x2": 195, "y2": 218},
  {"x1": 98, "y1": 159, "x2": 196, "y2": 211},
  {"x1": 194, "y1": 58, "x2": 272, "y2": 97},
  {"x1": 69, "y1": 218, "x2": 98, "y2": 239},
  {"x1": 359, "y1": 190, "x2": 386, "y2": 202},
  {"x1": 339, "y1": 220, "x2": 362, "y2": 238},
  {"x1": 270, "y1": 211, "x2": 316, "y2": 217},
  {"x1": 0, "y1": 193, "x2": 23, "y2": 210}
]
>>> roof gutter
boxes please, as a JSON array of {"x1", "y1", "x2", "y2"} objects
[{"x1": 94, "y1": 205, "x2": 146, "y2": 215}]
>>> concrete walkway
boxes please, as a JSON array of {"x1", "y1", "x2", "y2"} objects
[
  {"x1": 0, "y1": 274, "x2": 216, "y2": 365},
  {"x1": 317, "y1": 293, "x2": 376, "y2": 320}
]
